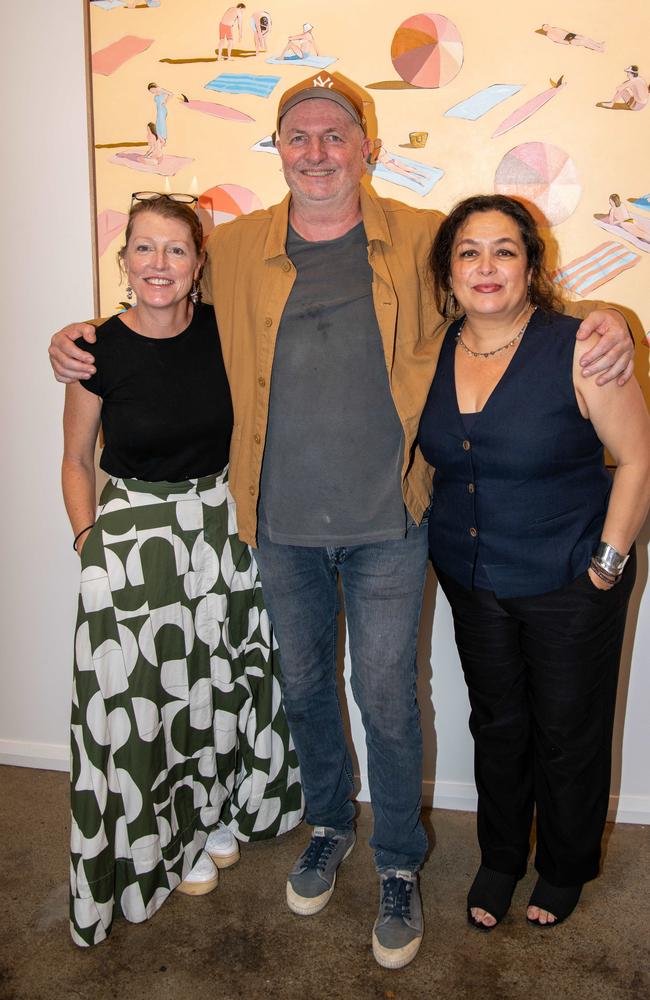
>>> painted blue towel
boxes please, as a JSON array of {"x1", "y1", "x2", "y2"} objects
[
  {"x1": 445, "y1": 84, "x2": 522, "y2": 120},
  {"x1": 205, "y1": 74, "x2": 280, "y2": 98},
  {"x1": 368, "y1": 156, "x2": 444, "y2": 198},
  {"x1": 266, "y1": 55, "x2": 337, "y2": 69},
  {"x1": 631, "y1": 194, "x2": 650, "y2": 212}
]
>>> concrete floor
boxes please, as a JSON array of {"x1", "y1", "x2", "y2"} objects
[{"x1": 0, "y1": 765, "x2": 648, "y2": 1000}]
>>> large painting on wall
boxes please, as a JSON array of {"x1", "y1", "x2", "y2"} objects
[{"x1": 85, "y1": 0, "x2": 650, "y2": 350}]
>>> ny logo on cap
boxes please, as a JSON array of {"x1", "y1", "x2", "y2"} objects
[{"x1": 313, "y1": 75, "x2": 334, "y2": 89}]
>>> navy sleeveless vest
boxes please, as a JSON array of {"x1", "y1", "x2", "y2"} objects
[{"x1": 418, "y1": 309, "x2": 612, "y2": 598}]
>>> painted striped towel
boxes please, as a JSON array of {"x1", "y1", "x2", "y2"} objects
[
  {"x1": 553, "y1": 242, "x2": 640, "y2": 297},
  {"x1": 205, "y1": 74, "x2": 280, "y2": 98}
]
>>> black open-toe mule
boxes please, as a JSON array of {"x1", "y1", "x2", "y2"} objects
[
  {"x1": 467, "y1": 865, "x2": 518, "y2": 932},
  {"x1": 527, "y1": 877, "x2": 583, "y2": 927}
]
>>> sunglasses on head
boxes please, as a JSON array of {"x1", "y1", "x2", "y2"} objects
[{"x1": 131, "y1": 191, "x2": 198, "y2": 207}]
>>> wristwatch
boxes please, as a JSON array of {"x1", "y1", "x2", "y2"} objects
[{"x1": 593, "y1": 542, "x2": 629, "y2": 578}]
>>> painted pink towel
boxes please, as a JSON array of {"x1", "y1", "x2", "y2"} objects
[
  {"x1": 180, "y1": 100, "x2": 254, "y2": 123},
  {"x1": 92, "y1": 36, "x2": 153, "y2": 76},
  {"x1": 97, "y1": 209, "x2": 128, "y2": 256},
  {"x1": 553, "y1": 241, "x2": 640, "y2": 296},
  {"x1": 110, "y1": 152, "x2": 193, "y2": 177}
]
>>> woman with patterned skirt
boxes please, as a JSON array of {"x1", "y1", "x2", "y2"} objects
[{"x1": 63, "y1": 194, "x2": 302, "y2": 946}]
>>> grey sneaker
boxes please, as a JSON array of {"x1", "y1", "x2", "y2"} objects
[
  {"x1": 286, "y1": 826, "x2": 356, "y2": 915},
  {"x1": 372, "y1": 869, "x2": 423, "y2": 969}
]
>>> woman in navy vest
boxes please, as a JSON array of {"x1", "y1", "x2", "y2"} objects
[{"x1": 418, "y1": 195, "x2": 650, "y2": 930}]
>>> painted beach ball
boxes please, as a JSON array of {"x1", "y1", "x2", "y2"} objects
[
  {"x1": 198, "y1": 184, "x2": 263, "y2": 239},
  {"x1": 391, "y1": 13, "x2": 463, "y2": 88},
  {"x1": 494, "y1": 142, "x2": 581, "y2": 226}
]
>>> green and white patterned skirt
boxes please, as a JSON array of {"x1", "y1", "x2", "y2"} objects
[{"x1": 69, "y1": 470, "x2": 303, "y2": 946}]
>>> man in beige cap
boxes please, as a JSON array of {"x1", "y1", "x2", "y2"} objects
[{"x1": 48, "y1": 72, "x2": 633, "y2": 970}]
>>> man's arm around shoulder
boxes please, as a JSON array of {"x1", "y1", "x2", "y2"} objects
[
  {"x1": 564, "y1": 299, "x2": 634, "y2": 386},
  {"x1": 49, "y1": 318, "x2": 104, "y2": 384}
]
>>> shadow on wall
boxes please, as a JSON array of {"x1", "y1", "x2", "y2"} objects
[{"x1": 609, "y1": 515, "x2": 649, "y2": 819}]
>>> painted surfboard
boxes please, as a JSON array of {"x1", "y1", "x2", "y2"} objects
[{"x1": 491, "y1": 77, "x2": 566, "y2": 138}]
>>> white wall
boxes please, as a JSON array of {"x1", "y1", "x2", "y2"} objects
[
  {"x1": 1, "y1": 1, "x2": 648, "y2": 823},
  {"x1": 1, "y1": 2, "x2": 94, "y2": 766}
]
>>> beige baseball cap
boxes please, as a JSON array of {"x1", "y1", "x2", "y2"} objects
[{"x1": 276, "y1": 72, "x2": 368, "y2": 134}]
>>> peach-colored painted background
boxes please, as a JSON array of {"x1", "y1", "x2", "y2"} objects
[{"x1": 88, "y1": 0, "x2": 650, "y2": 378}]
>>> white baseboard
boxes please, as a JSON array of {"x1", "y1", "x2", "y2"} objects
[
  {"x1": 0, "y1": 740, "x2": 68, "y2": 772},
  {"x1": 1, "y1": 745, "x2": 647, "y2": 824},
  {"x1": 354, "y1": 775, "x2": 650, "y2": 825},
  {"x1": 355, "y1": 777, "x2": 478, "y2": 812},
  {"x1": 425, "y1": 779, "x2": 478, "y2": 812},
  {"x1": 607, "y1": 796, "x2": 650, "y2": 825}
]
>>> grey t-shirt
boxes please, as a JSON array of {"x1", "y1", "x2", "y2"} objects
[{"x1": 257, "y1": 222, "x2": 406, "y2": 546}]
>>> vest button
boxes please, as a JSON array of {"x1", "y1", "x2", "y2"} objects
[
  {"x1": 469, "y1": 527, "x2": 478, "y2": 538},
  {"x1": 254, "y1": 433, "x2": 261, "y2": 444},
  {"x1": 462, "y1": 440, "x2": 471, "y2": 451},
  {"x1": 468, "y1": 483, "x2": 475, "y2": 493},
  {"x1": 264, "y1": 317, "x2": 273, "y2": 327},
  {"x1": 282, "y1": 261, "x2": 291, "y2": 272},
  {"x1": 258, "y1": 376, "x2": 266, "y2": 387},
  {"x1": 249, "y1": 485, "x2": 256, "y2": 496}
]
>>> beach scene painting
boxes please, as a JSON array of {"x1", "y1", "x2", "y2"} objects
[{"x1": 85, "y1": 0, "x2": 650, "y2": 358}]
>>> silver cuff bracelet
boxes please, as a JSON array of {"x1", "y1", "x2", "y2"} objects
[{"x1": 594, "y1": 541, "x2": 629, "y2": 577}]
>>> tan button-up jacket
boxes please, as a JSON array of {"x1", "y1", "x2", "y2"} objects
[{"x1": 203, "y1": 185, "x2": 448, "y2": 546}]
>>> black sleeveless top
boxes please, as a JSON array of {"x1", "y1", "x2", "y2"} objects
[{"x1": 79, "y1": 303, "x2": 233, "y2": 482}]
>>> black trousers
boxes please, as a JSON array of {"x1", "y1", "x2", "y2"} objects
[{"x1": 435, "y1": 552, "x2": 636, "y2": 887}]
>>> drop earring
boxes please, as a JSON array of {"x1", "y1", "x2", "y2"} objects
[
  {"x1": 190, "y1": 280, "x2": 200, "y2": 305},
  {"x1": 448, "y1": 288, "x2": 456, "y2": 314},
  {"x1": 126, "y1": 285, "x2": 133, "y2": 300}
]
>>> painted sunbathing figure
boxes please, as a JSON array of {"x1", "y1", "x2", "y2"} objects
[{"x1": 539, "y1": 24, "x2": 605, "y2": 52}]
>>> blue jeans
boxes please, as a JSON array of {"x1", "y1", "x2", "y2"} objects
[{"x1": 255, "y1": 522, "x2": 429, "y2": 872}]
